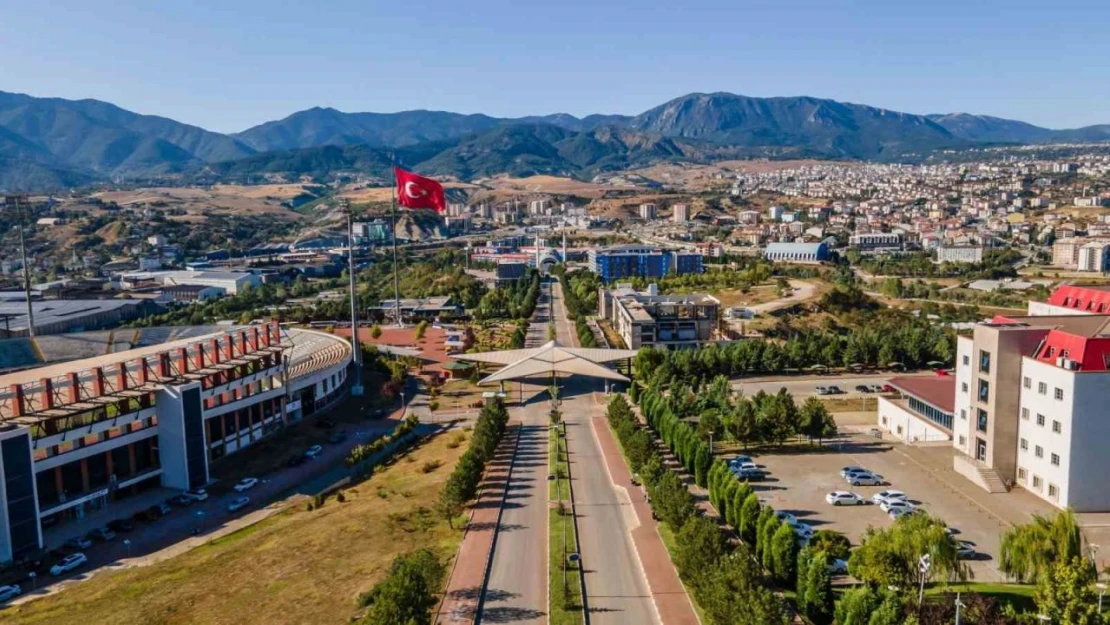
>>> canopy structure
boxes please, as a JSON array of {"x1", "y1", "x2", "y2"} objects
[{"x1": 451, "y1": 340, "x2": 638, "y2": 385}]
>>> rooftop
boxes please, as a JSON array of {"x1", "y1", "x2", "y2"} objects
[{"x1": 889, "y1": 375, "x2": 956, "y2": 413}]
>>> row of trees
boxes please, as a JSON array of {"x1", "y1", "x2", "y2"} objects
[
  {"x1": 575, "y1": 316, "x2": 597, "y2": 347},
  {"x1": 473, "y1": 268, "x2": 541, "y2": 320},
  {"x1": 358, "y1": 548, "x2": 446, "y2": 625},
  {"x1": 555, "y1": 266, "x2": 601, "y2": 320},
  {"x1": 436, "y1": 398, "x2": 510, "y2": 527},
  {"x1": 605, "y1": 394, "x2": 790, "y2": 625}
]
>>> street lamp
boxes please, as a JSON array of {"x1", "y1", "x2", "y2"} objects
[
  {"x1": 28, "y1": 572, "x2": 36, "y2": 591},
  {"x1": 123, "y1": 538, "x2": 131, "y2": 558},
  {"x1": 955, "y1": 592, "x2": 966, "y2": 625},
  {"x1": 917, "y1": 553, "x2": 931, "y2": 606},
  {"x1": 1097, "y1": 582, "x2": 1107, "y2": 613},
  {"x1": 1036, "y1": 615, "x2": 1051, "y2": 623}
]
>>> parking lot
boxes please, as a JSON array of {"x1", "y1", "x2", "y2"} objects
[{"x1": 737, "y1": 433, "x2": 1019, "y2": 582}]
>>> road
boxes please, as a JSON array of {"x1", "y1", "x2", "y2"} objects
[
  {"x1": 747, "y1": 280, "x2": 818, "y2": 314},
  {"x1": 551, "y1": 281, "x2": 659, "y2": 625}
]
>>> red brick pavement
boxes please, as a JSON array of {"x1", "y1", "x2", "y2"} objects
[
  {"x1": 436, "y1": 423, "x2": 520, "y2": 624},
  {"x1": 591, "y1": 415, "x2": 700, "y2": 625}
]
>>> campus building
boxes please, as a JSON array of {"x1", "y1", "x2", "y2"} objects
[
  {"x1": 762, "y1": 242, "x2": 829, "y2": 263},
  {"x1": 0, "y1": 322, "x2": 351, "y2": 563},
  {"x1": 597, "y1": 283, "x2": 719, "y2": 349},
  {"x1": 849, "y1": 232, "x2": 903, "y2": 252},
  {"x1": 588, "y1": 245, "x2": 703, "y2": 284},
  {"x1": 877, "y1": 376, "x2": 956, "y2": 444},
  {"x1": 936, "y1": 246, "x2": 984, "y2": 264}
]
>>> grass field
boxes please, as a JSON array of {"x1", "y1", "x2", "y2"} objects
[
  {"x1": 2, "y1": 432, "x2": 467, "y2": 625},
  {"x1": 925, "y1": 582, "x2": 1037, "y2": 614}
]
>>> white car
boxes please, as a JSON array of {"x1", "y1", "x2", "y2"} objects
[
  {"x1": 0, "y1": 584, "x2": 22, "y2": 602},
  {"x1": 790, "y1": 521, "x2": 814, "y2": 539},
  {"x1": 304, "y1": 444, "x2": 323, "y2": 458},
  {"x1": 729, "y1": 455, "x2": 753, "y2": 467},
  {"x1": 50, "y1": 552, "x2": 87, "y2": 576},
  {"x1": 775, "y1": 511, "x2": 798, "y2": 526},
  {"x1": 233, "y1": 477, "x2": 259, "y2": 492},
  {"x1": 847, "y1": 472, "x2": 884, "y2": 486},
  {"x1": 871, "y1": 490, "x2": 907, "y2": 505},
  {"x1": 880, "y1": 499, "x2": 915, "y2": 513},
  {"x1": 227, "y1": 496, "x2": 250, "y2": 512},
  {"x1": 888, "y1": 507, "x2": 917, "y2": 520},
  {"x1": 185, "y1": 488, "x2": 209, "y2": 501},
  {"x1": 734, "y1": 462, "x2": 758, "y2": 473},
  {"x1": 955, "y1": 540, "x2": 976, "y2": 559},
  {"x1": 840, "y1": 466, "x2": 868, "y2": 478},
  {"x1": 826, "y1": 491, "x2": 865, "y2": 506},
  {"x1": 827, "y1": 558, "x2": 849, "y2": 575}
]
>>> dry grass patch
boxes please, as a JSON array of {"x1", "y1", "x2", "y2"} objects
[{"x1": 3, "y1": 433, "x2": 467, "y2": 625}]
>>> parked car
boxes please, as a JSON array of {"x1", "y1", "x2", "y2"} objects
[
  {"x1": 840, "y1": 466, "x2": 868, "y2": 478},
  {"x1": 869, "y1": 384, "x2": 885, "y2": 393},
  {"x1": 50, "y1": 552, "x2": 87, "y2": 576},
  {"x1": 0, "y1": 584, "x2": 22, "y2": 602},
  {"x1": 955, "y1": 540, "x2": 976, "y2": 559},
  {"x1": 107, "y1": 518, "x2": 135, "y2": 533},
  {"x1": 827, "y1": 558, "x2": 849, "y2": 575},
  {"x1": 880, "y1": 499, "x2": 915, "y2": 513},
  {"x1": 827, "y1": 385, "x2": 844, "y2": 394},
  {"x1": 888, "y1": 507, "x2": 917, "y2": 520},
  {"x1": 882, "y1": 384, "x2": 896, "y2": 393},
  {"x1": 328, "y1": 431, "x2": 348, "y2": 445},
  {"x1": 169, "y1": 494, "x2": 194, "y2": 507},
  {"x1": 736, "y1": 468, "x2": 766, "y2": 481},
  {"x1": 88, "y1": 526, "x2": 116, "y2": 542},
  {"x1": 854, "y1": 385, "x2": 871, "y2": 393},
  {"x1": 286, "y1": 455, "x2": 308, "y2": 468},
  {"x1": 775, "y1": 511, "x2": 798, "y2": 525},
  {"x1": 825, "y1": 491, "x2": 865, "y2": 506},
  {"x1": 233, "y1": 477, "x2": 259, "y2": 492},
  {"x1": 184, "y1": 488, "x2": 209, "y2": 502},
  {"x1": 847, "y1": 472, "x2": 884, "y2": 486},
  {"x1": 304, "y1": 444, "x2": 323, "y2": 459},
  {"x1": 152, "y1": 502, "x2": 172, "y2": 516},
  {"x1": 815, "y1": 386, "x2": 830, "y2": 395},
  {"x1": 227, "y1": 496, "x2": 250, "y2": 512},
  {"x1": 733, "y1": 461, "x2": 758, "y2": 472},
  {"x1": 729, "y1": 455, "x2": 753, "y2": 467},
  {"x1": 871, "y1": 490, "x2": 907, "y2": 505},
  {"x1": 790, "y1": 520, "x2": 814, "y2": 539},
  {"x1": 63, "y1": 536, "x2": 92, "y2": 551}
]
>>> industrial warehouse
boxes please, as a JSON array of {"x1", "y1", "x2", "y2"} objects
[{"x1": 0, "y1": 321, "x2": 352, "y2": 563}]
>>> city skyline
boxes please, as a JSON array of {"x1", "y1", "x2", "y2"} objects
[{"x1": 2, "y1": 0, "x2": 1108, "y2": 133}]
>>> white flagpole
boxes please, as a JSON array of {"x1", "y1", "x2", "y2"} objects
[{"x1": 390, "y1": 156, "x2": 402, "y2": 327}]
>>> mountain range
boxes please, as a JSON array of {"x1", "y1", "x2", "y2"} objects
[{"x1": 1, "y1": 89, "x2": 1108, "y2": 191}]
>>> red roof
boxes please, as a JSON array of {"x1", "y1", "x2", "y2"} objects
[
  {"x1": 1046, "y1": 285, "x2": 1110, "y2": 314},
  {"x1": 1032, "y1": 329, "x2": 1110, "y2": 372},
  {"x1": 888, "y1": 376, "x2": 956, "y2": 413}
]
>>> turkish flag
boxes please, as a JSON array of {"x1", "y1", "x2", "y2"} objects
[{"x1": 395, "y1": 167, "x2": 446, "y2": 213}]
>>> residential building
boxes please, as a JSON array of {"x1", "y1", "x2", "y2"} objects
[
  {"x1": 588, "y1": 245, "x2": 703, "y2": 283},
  {"x1": 849, "y1": 232, "x2": 903, "y2": 251},
  {"x1": 877, "y1": 375, "x2": 956, "y2": 444},
  {"x1": 1078, "y1": 242, "x2": 1110, "y2": 272},
  {"x1": 762, "y1": 242, "x2": 829, "y2": 263},
  {"x1": 639, "y1": 203, "x2": 658, "y2": 220},
  {"x1": 672, "y1": 203, "x2": 689, "y2": 223},
  {"x1": 0, "y1": 322, "x2": 351, "y2": 562},
  {"x1": 1052, "y1": 239, "x2": 1081, "y2": 268},
  {"x1": 936, "y1": 246, "x2": 984, "y2": 264},
  {"x1": 597, "y1": 284, "x2": 719, "y2": 349}
]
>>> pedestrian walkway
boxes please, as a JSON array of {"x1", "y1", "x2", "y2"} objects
[
  {"x1": 436, "y1": 423, "x2": 520, "y2": 625},
  {"x1": 590, "y1": 413, "x2": 700, "y2": 625}
]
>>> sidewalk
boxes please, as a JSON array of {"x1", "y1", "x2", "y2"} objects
[
  {"x1": 436, "y1": 423, "x2": 520, "y2": 625},
  {"x1": 590, "y1": 413, "x2": 700, "y2": 625}
]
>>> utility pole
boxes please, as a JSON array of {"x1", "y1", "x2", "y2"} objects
[
  {"x1": 6, "y1": 195, "x2": 35, "y2": 337},
  {"x1": 342, "y1": 198, "x2": 364, "y2": 396}
]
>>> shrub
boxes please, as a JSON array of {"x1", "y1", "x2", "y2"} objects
[{"x1": 421, "y1": 460, "x2": 443, "y2": 474}]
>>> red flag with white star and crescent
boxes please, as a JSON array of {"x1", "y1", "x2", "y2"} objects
[{"x1": 394, "y1": 166, "x2": 446, "y2": 213}]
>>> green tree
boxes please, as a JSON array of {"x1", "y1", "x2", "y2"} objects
[
  {"x1": 730, "y1": 399, "x2": 758, "y2": 448},
  {"x1": 849, "y1": 512, "x2": 968, "y2": 590},
  {"x1": 799, "y1": 396, "x2": 837, "y2": 443},
  {"x1": 693, "y1": 445, "x2": 712, "y2": 487},
  {"x1": 770, "y1": 521, "x2": 799, "y2": 585},
  {"x1": 1034, "y1": 556, "x2": 1101, "y2": 625},
  {"x1": 729, "y1": 482, "x2": 754, "y2": 530},
  {"x1": 999, "y1": 509, "x2": 1086, "y2": 584},
  {"x1": 801, "y1": 549, "x2": 834, "y2": 624},
  {"x1": 809, "y1": 529, "x2": 851, "y2": 560},
  {"x1": 361, "y1": 549, "x2": 445, "y2": 625},
  {"x1": 756, "y1": 505, "x2": 777, "y2": 563},
  {"x1": 700, "y1": 547, "x2": 790, "y2": 625},
  {"x1": 739, "y1": 493, "x2": 762, "y2": 545},
  {"x1": 675, "y1": 514, "x2": 727, "y2": 585}
]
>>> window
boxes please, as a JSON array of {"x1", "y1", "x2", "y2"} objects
[
  {"x1": 977, "y1": 409, "x2": 989, "y2": 433},
  {"x1": 1052, "y1": 420, "x2": 1062, "y2": 434},
  {"x1": 1048, "y1": 484, "x2": 1059, "y2": 501},
  {"x1": 1033, "y1": 475, "x2": 1043, "y2": 490},
  {"x1": 1020, "y1": 438, "x2": 1028, "y2": 451},
  {"x1": 961, "y1": 382, "x2": 968, "y2": 393},
  {"x1": 1021, "y1": 407, "x2": 1030, "y2": 420},
  {"x1": 1038, "y1": 382, "x2": 1047, "y2": 395},
  {"x1": 1023, "y1": 376, "x2": 1032, "y2": 389},
  {"x1": 1051, "y1": 453, "x2": 1060, "y2": 466},
  {"x1": 1054, "y1": 388, "x2": 1064, "y2": 401},
  {"x1": 1037, "y1": 413, "x2": 1046, "y2": 427},
  {"x1": 978, "y1": 379, "x2": 990, "y2": 403},
  {"x1": 1035, "y1": 445, "x2": 1044, "y2": 458},
  {"x1": 979, "y1": 350, "x2": 992, "y2": 373},
  {"x1": 962, "y1": 354, "x2": 970, "y2": 366},
  {"x1": 958, "y1": 435, "x2": 967, "y2": 446},
  {"x1": 1018, "y1": 467, "x2": 1027, "y2": 481},
  {"x1": 961, "y1": 409, "x2": 967, "y2": 421}
]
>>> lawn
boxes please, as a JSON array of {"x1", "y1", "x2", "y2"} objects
[
  {"x1": 925, "y1": 582, "x2": 1037, "y2": 614},
  {"x1": 3, "y1": 432, "x2": 468, "y2": 625},
  {"x1": 549, "y1": 507, "x2": 585, "y2": 625}
]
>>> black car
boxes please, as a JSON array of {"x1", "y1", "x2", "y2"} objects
[
  {"x1": 286, "y1": 454, "x2": 308, "y2": 468},
  {"x1": 854, "y1": 385, "x2": 871, "y2": 393},
  {"x1": 328, "y1": 431, "x2": 348, "y2": 445},
  {"x1": 737, "y1": 468, "x2": 767, "y2": 482},
  {"x1": 132, "y1": 510, "x2": 155, "y2": 523},
  {"x1": 108, "y1": 518, "x2": 135, "y2": 532}
]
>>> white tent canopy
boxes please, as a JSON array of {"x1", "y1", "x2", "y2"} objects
[{"x1": 451, "y1": 340, "x2": 638, "y2": 384}]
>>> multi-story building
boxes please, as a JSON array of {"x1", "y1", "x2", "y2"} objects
[
  {"x1": 762, "y1": 242, "x2": 829, "y2": 263},
  {"x1": 849, "y1": 232, "x2": 903, "y2": 251},
  {"x1": 1078, "y1": 242, "x2": 1110, "y2": 272},
  {"x1": 936, "y1": 246, "x2": 984, "y2": 264},
  {"x1": 672, "y1": 203, "x2": 689, "y2": 223},
  {"x1": 0, "y1": 322, "x2": 352, "y2": 562},
  {"x1": 639, "y1": 203, "x2": 658, "y2": 221},
  {"x1": 588, "y1": 245, "x2": 703, "y2": 283},
  {"x1": 877, "y1": 376, "x2": 956, "y2": 444},
  {"x1": 1052, "y1": 238, "x2": 1081, "y2": 269},
  {"x1": 1028, "y1": 284, "x2": 1110, "y2": 316},
  {"x1": 597, "y1": 284, "x2": 719, "y2": 350},
  {"x1": 494, "y1": 261, "x2": 528, "y2": 288}
]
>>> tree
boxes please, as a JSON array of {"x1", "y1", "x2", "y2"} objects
[
  {"x1": 999, "y1": 508, "x2": 1086, "y2": 584},
  {"x1": 1035, "y1": 557, "x2": 1101, "y2": 625},
  {"x1": 730, "y1": 399, "x2": 758, "y2": 448},
  {"x1": 729, "y1": 482, "x2": 753, "y2": 530},
  {"x1": 801, "y1": 549, "x2": 834, "y2": 624},
  {"x1": 770, "y1": 521, "x2": 799, "y2": 585},
  {"x1": 849, "y1": 512, "x2": 968, "y2": 590},
  {"x1": 675, "y1": 514, "x2": 727, "y2": 585},
  {"x1": 799, "y1": 397, "x2": 837, "y2": 443},
  {"x1": 436, "y1": 484, "x2": 464, "y2": 529},
  {"x1": 834, "y1": 586, "x2": 904, "y2": 625},
  {"x1": 370, "y1": 324, "x2": 383, "y2": 339},
  {"x1": 739, "y1": 493, "x2": 762, "y2": 545},
  {"x1": 809, "y1": 529, "x2": 851, "y2": 560},
  {"x1": 693, "y1": 445, "x2": 711, "y2": 487},
  {"x1": 700, "y1": 547, "x2": 790, "y2": 625},
  {"x1": 361, "y1": 549, "x2": 445, "y2": 625}
]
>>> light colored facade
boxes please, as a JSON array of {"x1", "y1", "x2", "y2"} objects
[
  {"x1": 762, "y1": 242, "x2": 829, "y2": 262},
  {"x1": 876, "y1": 376, "x2": 955, "y2": 444},
  {"x1": 1052, "y1": 239, "x2": 1081, "y2": 268},
  {"x1": 849, "y1": 232, "x2": 903, "y2": 251},
  {"x1": 936, "y1": 246, "x2": 984, "y2": 264},
  {"x1": 638, "y1": 203, "x2": 657, "y2": 220},
  {"x1": 597, "y1": 284, "x2": 719, "y2": 350},
  {"x1": 1078, "y1": 242, "x2": 1110, "y2": 272},
  {"x1": 672, "y1": 203, "x2": 689, "y2": 223}
]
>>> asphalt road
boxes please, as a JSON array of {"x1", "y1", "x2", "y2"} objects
[{"x1": 551, "y1": 281, "x2": 658, "y2": 625}]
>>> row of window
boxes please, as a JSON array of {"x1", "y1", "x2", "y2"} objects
[
  {"x1": 1017, "y1": 467, "x2": 1060, "y2": 502},
  {"x1": 1019, "y1": 438, "x2": 1062, "y2": 466},
  {"x1": 1022, "y1": 376, "x2": 1065, "y2": 401},
  {"x1": 1019, "y1": 408, "x2": 1064, "y2": 433}
]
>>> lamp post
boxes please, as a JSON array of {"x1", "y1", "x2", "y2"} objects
[
  {"x1": 123, "y1": 539, "x2": 131, "y2": 558},
  {"x1": 1036, "y1": 615, "x2": 1051, "y2": 624},
  {"x1": 954, "y1": 592, "x2": 965, "y2": 625},
  {"x1": 917, "y1": 553, "x2": 931, "y2": 606},
  {"x1": 1097, "y1": 582, "x2": 1107, "y2": 614},
  {"x1": 28, "y1": 572, "x2": 36, "y2": 591}
]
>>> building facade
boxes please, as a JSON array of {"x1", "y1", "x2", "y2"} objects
[
  {"x1": 850, "y1": 232, "x2": 903, "y2": 251},
  {"x1": 588, "y1": 245, "x2": 703, "y2": 283},
  {"x1": 0, "y1": 322, "x2": 351, "y2": 562},
  {"x1": 597, "y1": 284, "x2": 719, "y2": 350},
  {"x1": 877, "y1": 376, "x2": 956, "y2": 444},
  {"x1": 1078, "y1": 242, "x2": 1110, "y2": 272},
  {"x1": 762, "y1": 242, "x2": 829, "y2": 262},
  {"x1": 936, "y1": 246, "x2": 984, "y2": 264}
]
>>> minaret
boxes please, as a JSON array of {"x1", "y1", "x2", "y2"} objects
[{"x1": 562, "y1": 230, "x2": 567, "y2": 262}]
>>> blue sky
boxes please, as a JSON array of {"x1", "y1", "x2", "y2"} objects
[{"x1": 3, "y1": 0, "x2": 1108, "y2": 133}]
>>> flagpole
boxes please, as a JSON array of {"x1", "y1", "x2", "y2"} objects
[{"x1": 390, "y1": 156, "x2": 402, "y2": 328}]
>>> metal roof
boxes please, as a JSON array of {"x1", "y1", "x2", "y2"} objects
[{"x1": 452, "y1": 340, "x2": 638, "y2": 384}]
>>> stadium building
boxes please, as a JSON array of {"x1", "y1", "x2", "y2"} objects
[{"x1": 0, "y1": 321, "x2": 352, "y2": 563}]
